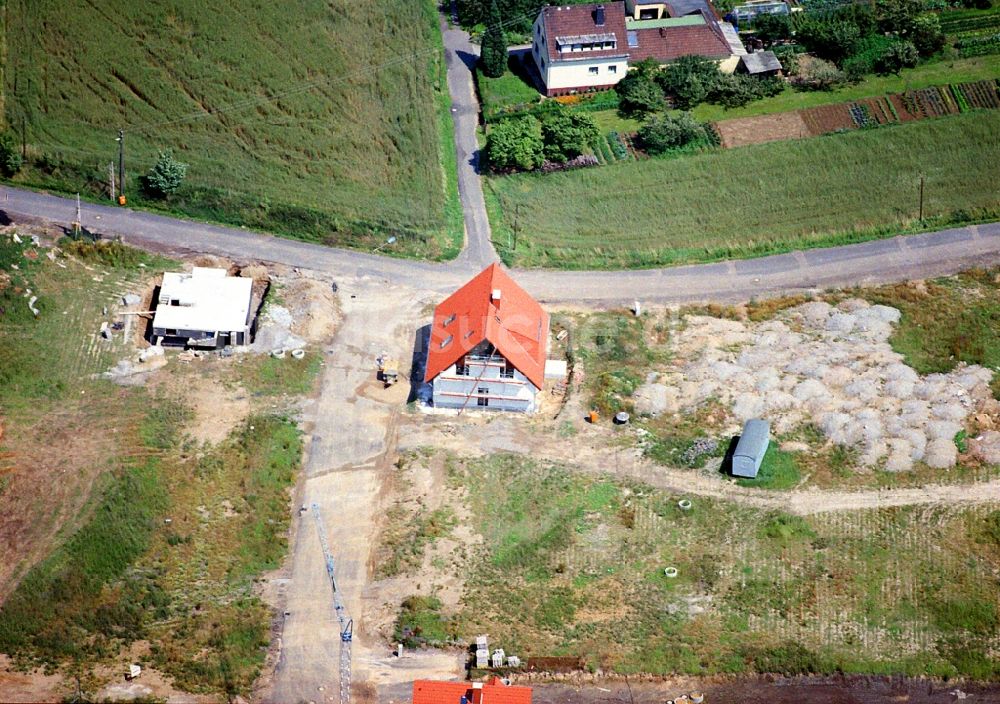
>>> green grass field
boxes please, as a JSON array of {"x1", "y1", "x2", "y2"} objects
[
  {"x1": 487, "y1": 110, "x2": 1000, "y2": 269},
  {"x1": 2, "y1": 0, "x2": 461, "y2": 259},
  {"x1": 430, "y1": 453, "x2": 1000, "y2": 677}
]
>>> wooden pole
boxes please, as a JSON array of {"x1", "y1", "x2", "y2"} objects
[{"x1": 117, "y1": 129, "x2": 125, "y2": 197}]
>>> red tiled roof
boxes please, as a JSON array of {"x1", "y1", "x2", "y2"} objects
[
  {"x1": 412, "y1": 678, "x2": 532, "y2": 704},
  {"x1": 540, "y1": 3, "x2": 629, "y2": 64},
  {"x1": 628, "y1": 20, "x2": 732, "y2": 62},
  {"x1": 424, "y1": 264, "x2": 549, "y2": 390}
]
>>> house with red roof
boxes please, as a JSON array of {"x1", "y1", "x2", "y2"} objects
[
  {"x1": 412, "y1": 677, "x2": 532, "y2": 704},
  {"x1": 424, "y1": 264, "x2": 549, "y2": 413},
  {"x1": 529, "y1": 1, "x2": 755, "y2": 96}
]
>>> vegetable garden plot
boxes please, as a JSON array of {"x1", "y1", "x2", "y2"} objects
[
  {"x1": 955, "y1": 79, "x2": 1000, "y2": 109},
  {"x1": 800, "y1": 103, "x2": 856, "y2": 135}
]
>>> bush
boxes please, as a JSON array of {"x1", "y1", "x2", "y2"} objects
[
  {"x1": 657, "y1": 55, "x2": 723, "y2": 109},
  {"x1": 712, "y1": 74, "x2": 784, "y2": 108},
  {"x1": 792, "y1": 57, "x2": 847, "y2": 91},
  {"x1": 143, "y1": 150, "x2": 187, "y2": 197},
  {"x1": 637, "y1": 112, "x2": 707, "y2": 154},
  {"x1": 772, "y1": 45, "x2": 802, "y2": 75},
  {"x1": 485, "y1": 115, "x2": 543, "y2": 171},
  {"x1": 0, "y1": 133, "x2": 23, "y2": 177},
  {"x1": 875, "y1": 40, "x2": 919, "y2": 73},
  {"x1": 615, "y1": 71, "x2": 664, "y2": 117},
  {"x1": 540, "y1": 109, "x2": 600, "y2": 163},
  {"x1": 796, "y1": 18, "x2": 863, "y2": 63},
  {"x1": 752, "y1": 12, "x2": 793, "y2": 43}
]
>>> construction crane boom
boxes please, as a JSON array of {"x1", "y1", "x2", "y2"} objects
[{"x1": 312, "y1": 503, "x2": 352, "y2": 704}]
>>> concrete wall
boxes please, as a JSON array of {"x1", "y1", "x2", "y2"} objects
[{"x1": 431, "y1": 358, "x2": 540, "y2": 412}]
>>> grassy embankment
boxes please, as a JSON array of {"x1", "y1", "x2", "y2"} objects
[
  {"x1": 2, "y1": 0, "x2": 461, "y2": 259},
  {"x1": 487, "y1": 110, "x2": 1000, "y2": 269},
  {"x1": 0, "y1": 236, "x2": 314, "y2": 698},
  {"x1": 399, "y1": 452, "x2": 1000, "y2": 678}
]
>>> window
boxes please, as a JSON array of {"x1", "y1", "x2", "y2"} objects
[
  {"x1": 477, "y1": 388, "x2": 489, "y2": 406},
  {"x1": 533, "y1": 41, "x2": 538, "y2": 54},
  {"x1": 440, "y1": 334, "x2": 453, "y2": 349},
  {"x1": 589, "y1": 66, "x2": 599, "y2": 75},
  {"x1": 627, "y1": 30, "x2": 638, "y2": 48},
  {"x1": 464, "y1": 329, "x2": 475, "y2": 339},
  {"x1": 443, "y1": 313, "x2": 456, "y2": 326},
  {"x1": 456, "y1": 357, "x2": 468, "y2": 376},
  {"x1": 572, "y1": 43, "x2": 582, "y2": 51},
  {"x1": 609, "y1": 64, "x2": 617, "y2": 74},
  {"x1": 501, "y1": 361, "x2": 515, "y2": 379},
  {"x1": 165, "y1": 329, "x2": 178, "y2": 336}
]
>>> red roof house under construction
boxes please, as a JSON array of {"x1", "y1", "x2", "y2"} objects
[
  {"x1": 412, "y1": 677, "x2": 532, "y2": 704},
  {"x1": 424, "y1": 264, "x2": 549, "y2": 413}
]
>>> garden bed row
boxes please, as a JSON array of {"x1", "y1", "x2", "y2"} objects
[{"x1": 714, "y1": 79, "x2": 999, "y2": 147}]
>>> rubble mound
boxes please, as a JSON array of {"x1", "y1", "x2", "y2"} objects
[{"x1": 662, "y1": 299, "x2": 993, "y2": 471}]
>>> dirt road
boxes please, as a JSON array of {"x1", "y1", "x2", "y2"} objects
[{"x1": 261, "y1": 277, "x2": 463, "y2": 704}]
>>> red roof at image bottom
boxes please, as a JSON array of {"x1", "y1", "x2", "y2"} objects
[
  {"x1": 412, "y1": 677, "x2": 532, "y2": 704},
  {"x1": 424, "y1": 264, "x2": 549, "y2": 390}
]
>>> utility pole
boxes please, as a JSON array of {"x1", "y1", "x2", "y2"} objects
[
  {"x1": 918, "y1": 175, "x2": 925, "y2": 221},
  {"x1": 116, "y1": 129, "x2": 125, "y2": 200},
  {"x1": 108, "y1": 162, "x2": 116, "y2": 200}
]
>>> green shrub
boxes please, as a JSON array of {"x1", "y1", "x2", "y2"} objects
[
  {"x1": 637, "y1": 112, "x2": 708, "y2": 154},
  {"x1": 0, "y1": 132, "x2": 23, "y2": 177},
  {"x1": 486, "y1": 115, "x2": 544, "y2": 171},
  {"x1": 540, "y1": 109, "x2": 600, "y2": 163},
  {"x1": 615, "y1": 62, "x2": 665, "y2": 117},
  {"x1": 142, "y1": 150, "x2": 187, "y2": 198}
]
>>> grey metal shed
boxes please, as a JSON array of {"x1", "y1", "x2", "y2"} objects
[{"x1": 732, "y1": 419, "x2": 770, "y2": 478}]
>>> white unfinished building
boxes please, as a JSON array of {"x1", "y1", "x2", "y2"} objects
[{"x1": 151, "y1": 267, "x2": 254, "y2": 348}]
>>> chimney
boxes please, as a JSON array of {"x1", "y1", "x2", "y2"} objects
[
  {"x1": 594, "y1": 4, "x2": 605, "y2": 25},
  {"x1": 491, "y1": 288, "x2": 502, "y2": 301}
]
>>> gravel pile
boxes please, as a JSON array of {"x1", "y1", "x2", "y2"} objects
[{"x1": 635, "y1": 299, "x2": 994, "y2": 471}]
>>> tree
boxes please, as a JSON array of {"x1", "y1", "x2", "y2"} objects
[
  {"x1": 876, "y1": 0, "x2": 923, "y2": 34},
  {"x1": 752, "y1": 13, "x2": 793, "y2": 43},
  {"x1": 615, "y1": 71, "x2": 664, "y2": 117},
  {"x1": 143, "y1": 150, "x2": 187, "y2": 197},
  {"x1": 795, "y1": 19, "x2": 862, "y2": 64},
  {"x1": 637, "y1": 112, "x2": 707, "y2": 155},
  {"x1": 485, "y1": 115, "x2": 543, "y2": 171},
  {"x1": 908, "y1": 14, "x2": 945, "y2": 56},
  {"x1": 874, "y1": 40, "x2": 919, "y2": 74},
  {"x1": 480, "y1": 0, "x2": 508, "y2": 78},
  {"x1": 0, "y1": 133, "x2": 23, "y2": 177},
  {"x1": 540, "y1": 110, "x2": 600, "y2": 162},
  {"x1": 657, "y1": 55, "x2": 722, "y2": 109}
]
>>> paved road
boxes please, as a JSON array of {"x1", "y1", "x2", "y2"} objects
[
  {"x1": 4, "y1": 184, "x2": 1000, "y2": 305},
  {"x1": 440, "y1": 17, "x2": 499, "y2": 270}
]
